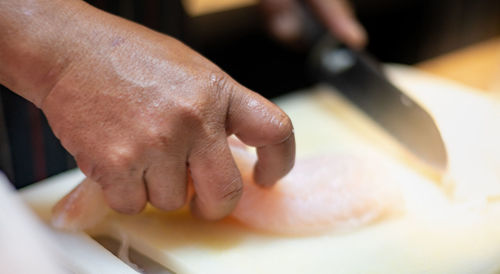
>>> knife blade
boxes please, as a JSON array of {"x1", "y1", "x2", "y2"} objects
[
  {"x1": 93, "y1": 235, "x2": 174, "y2": 274},
  {"x1": 308, "y1": 35, "x2": 447, "y2": 171}
]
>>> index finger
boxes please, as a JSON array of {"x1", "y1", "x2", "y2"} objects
[{"x1": 227, "y1": 86, "x2": 296, "y2": 187}]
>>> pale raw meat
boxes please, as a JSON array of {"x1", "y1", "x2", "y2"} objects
[
  {"x1": 230, "y1": 146, "x2": 403, "y2": 234},
  {"x1": 52, "y1": 143, "x2": 403, "y2": 234},
  {"x1": 52, "y1": 177, "x2": 110, "y2": 231}
]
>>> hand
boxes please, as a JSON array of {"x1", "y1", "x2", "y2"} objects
[
  {"x1": 0, "y1": 0, "x2": 295, "y2": 220},
  {"x1": 260, "y1": 0, "x2": 367, "y2": 48}
]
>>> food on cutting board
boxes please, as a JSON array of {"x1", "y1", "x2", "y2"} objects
[
  {"x1": 387, "y1": 66, "x2": 500, "y2": 201},
  {"x1": 230, "y1": 145, "x2": 403, "y2": 234},
  {"x1": 23, "y1": 65, "x2": 500, "y2": 274},
  {"x1": 52, "y1": 177, "x2": 110, "y2": 231},
  {"x1": 52, "y1": 140, "x2": 404, "y2": 234}
]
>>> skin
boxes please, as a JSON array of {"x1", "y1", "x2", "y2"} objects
[
  {"x1": 260, "y1": 0, "x2": 367, "y2": 48},
  {"x1": 0, "y1": 0, "x2": 363, "y2": 220},
  {"x1": 0, "y1": 0, "x2": 365, "y2": 271},
  {"x1": 0, "y1": 0, "x2": 295, "y2": 220}
]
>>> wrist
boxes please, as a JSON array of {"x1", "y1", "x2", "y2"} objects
[{"x1": 0, "y1": 0, "x2": 101, "y2": 107}]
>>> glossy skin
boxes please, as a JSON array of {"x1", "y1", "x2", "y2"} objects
[
  {"x1": 41, "y1": 31, "x2": 296, "y2": 219},
  {"x1": 0, "y1": 0, "x2": 295, "y2": 220},
  {"x1": 0, "y1": 0, "x2": 364, "y2": 220},
  {"x1": 0, "y1": 0, "x2": 368, "y2": 271}
]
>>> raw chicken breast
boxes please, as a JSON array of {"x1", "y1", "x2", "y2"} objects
[
  {"x1": 52, "y1": 177, "x2": 110, "y2": 231},
  {"x1": 52, "y1": 143, "x2": 403, "y2": 234},
  {"x1": 230, "y1": 146, "x2": 403, "y2": 234}
]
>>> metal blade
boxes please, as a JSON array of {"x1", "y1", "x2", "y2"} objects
[
  {"x1": 309, "y1": 36, "x2": 448, "y2": 171},
  {"x1": 93, "y1": 235, "x2": 174, "y2": 274}
]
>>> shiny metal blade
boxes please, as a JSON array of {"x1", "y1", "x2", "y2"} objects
[
  {"x1": 309, "y1": 36, "x2": 448, "y2": 171},
  {"x1": 93, "y1": 235, "x2": 174, "y2": 274}
]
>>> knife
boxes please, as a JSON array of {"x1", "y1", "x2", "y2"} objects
[
  {"x1": 93, "y1": 235, "x2": 174, "y2": 274},
  {"x1": 307, "y1": 34, "x2": 448, "y2": 172},
  {"x1": 296, "y1": 2, "x2": 447, "y2": 171}
]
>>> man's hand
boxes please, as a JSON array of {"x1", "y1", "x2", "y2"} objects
[
  {"x1": 260, "y1": 0, "x2": 367, "y2": 48},
  {"x1": 0, "y1": 0, "x2": 295, "y2": 220}
]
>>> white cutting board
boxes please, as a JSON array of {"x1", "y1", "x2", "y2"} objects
[{"x1": 20, "y1": 65, "x2": 500, "y2": 273}]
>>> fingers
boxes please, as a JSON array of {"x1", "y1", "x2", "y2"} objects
[
  {"x1": 79, "y1": 145, "x2": 190, "y2": 215},
  {"x1": 99, "y1": 173, "x2": 147, "y2": 214},
  {"x1": 145, "y1": 151, "x2": 189, "y2": 211},
  {"x1": 307, "y1": 0, "x2": 367, "y2": 48},
  {"x1": 254, "y1": 133, "x2": 296, "y2": 187},
  {"x1": 52, "y1": 178, "x2": 112, "y2": 231},
  {"x1": 227, "y1": 88, "x2": 295, "y2": 187},
  {"x1": 76, "y1": 148, "x2": 147, "y2": 215},
  {"x1": 188, "y1": 135, "x2": 243, "y2": 220}
]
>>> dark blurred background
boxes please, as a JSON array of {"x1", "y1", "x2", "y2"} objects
[{"x1": 1, "y1": 0, "x2": 500, "y2": 188}]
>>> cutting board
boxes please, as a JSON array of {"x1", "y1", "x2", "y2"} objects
[{"x1": 20, "y1": 65, "x2": 500, "y2": 273}]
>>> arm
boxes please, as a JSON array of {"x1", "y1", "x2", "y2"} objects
[
  {"x1": 0, "y1": 0, "x2": 295, "y2": 220},
  {"x1": 0, "y1": 0, "x2": 77, "y2": 106}
]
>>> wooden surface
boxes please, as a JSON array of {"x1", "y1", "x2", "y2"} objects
[{"x1": 417, "y1": 37, "x2": 500, "y2": 93}]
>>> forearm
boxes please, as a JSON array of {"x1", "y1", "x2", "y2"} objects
[
  {"x1": 0, "y1": 0, "x2": 296, "y2": 221},
  {"x1": 0, "y1": 0, "x2": 72, "y2": 106},
  {"x1": 0, "y1": 0, "x2": 128, "y2": 107}
]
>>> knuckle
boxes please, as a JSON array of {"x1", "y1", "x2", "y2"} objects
[
  {"x1": 175, "y1": 100, "x2": 206, "y2": 126},
  {"x1": 88, "y1": 146, "x2": 139, "y2": 182},
  {"x1": 207, "y1": 71, "x2": 234, "y2": 106},
  {"x1": 154, "y1": 133, "x2": 175, "y2": 150},
  {"x1": 105, "y1": 146, "x2": 136, "y2": 170},
  {"x1": 143, "y1": 127, "x2": 179, "y2": 152},
  {"x1": 208, "y1": 71, "x2": 232, "y2": 92},
  {"x1": 217, "y1": 176, "x2": 243, "y2": 202},
  {"x1": 171, "y1": 71, "x2": 233, "y2": 132},
  {"x1": 143, "y1": 125, "x2": 162, "y2": 142}
]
